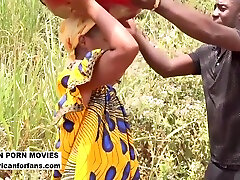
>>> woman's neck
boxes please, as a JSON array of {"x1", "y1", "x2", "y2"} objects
[{"x1": 75, "y1": 46, "x2": 89, "y2": 60}]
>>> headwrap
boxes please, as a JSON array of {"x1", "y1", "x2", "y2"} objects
[{"x1": 59, "y1": 16, "x2": 95, "y2": 61}]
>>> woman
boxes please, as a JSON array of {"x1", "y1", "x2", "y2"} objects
[{"x1": 52, "y1": 0, "x2": 140, "y2": 179}]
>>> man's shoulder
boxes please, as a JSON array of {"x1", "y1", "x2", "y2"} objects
[
  {"x1": 199, "y1": 44, "x2": 215, "y2": 50},
  {"x1": 192, "y1": 44, "x2": 215, "y2": 56}
]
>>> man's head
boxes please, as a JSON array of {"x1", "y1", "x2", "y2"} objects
[{"x1": 212, "y1": 0, "x2": 240, "y2": 28}]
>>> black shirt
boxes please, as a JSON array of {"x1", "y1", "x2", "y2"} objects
[{"x1": 189, "y1": 31, "x2": 240, "y2": 166}]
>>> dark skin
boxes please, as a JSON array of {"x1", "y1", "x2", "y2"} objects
[
  {"x1": 129, "y1": 0, "x2": 240, "y2": 77},
  {"x1": 127, "y1": 20, "x2": 198, "y2": 77},
  {"x1": 70, "y1": 0, "x2": 139, "y2": 106}
]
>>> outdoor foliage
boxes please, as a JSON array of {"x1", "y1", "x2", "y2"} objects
[{"x1": 0, "y1": 0, "x2": 214, "y2": 179}]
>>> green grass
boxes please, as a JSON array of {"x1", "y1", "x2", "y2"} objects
[{"x1": 0, "y1": 0, "x2": 214, "y2": 179}]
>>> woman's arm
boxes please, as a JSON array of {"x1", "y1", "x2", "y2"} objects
[{"x1": 71, "y1": 0, "x2": 139, "y2": 105}]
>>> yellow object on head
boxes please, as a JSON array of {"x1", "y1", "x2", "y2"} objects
[{"x1": 59, "y1": 16, "x2": 95, "y2": 60}]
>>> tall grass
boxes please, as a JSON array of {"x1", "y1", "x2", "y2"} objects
[
  {"x1": 0, "y1": 0, "x2": 214, "y2": 179},
  {"x1": 0, "y1": 0, "x2": 66, "y2": 178}
]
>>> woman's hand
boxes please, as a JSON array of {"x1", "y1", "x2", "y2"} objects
[
  {"x1": 131, "y1": 0, "x2": 160, "y2": 10},
  {"x1": 70, "y1": 0, "x2": 94, "y2": 18}
]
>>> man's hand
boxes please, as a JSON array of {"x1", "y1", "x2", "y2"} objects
[
  {"x1": 120, "y1": 18, "x2": 142, "y2": 39},
  {"x1": 124, "y1": 19, "x2": 141, "y2": 39}
]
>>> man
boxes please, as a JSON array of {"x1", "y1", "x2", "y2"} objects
[{"x1": 128, "y1": 0, "x2": 240, "y2": 179}]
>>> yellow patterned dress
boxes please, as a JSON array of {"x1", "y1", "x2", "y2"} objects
[{"x1": 52, "y1": 49, "x2": 140, "y2": 180}]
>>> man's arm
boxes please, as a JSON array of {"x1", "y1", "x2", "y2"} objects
[
  {"x1": 132, "y1": 0, "x2": 240, "y2": 51},
  {"x1": 127, "y1": 19, "x2": 197, "y2": 77}
]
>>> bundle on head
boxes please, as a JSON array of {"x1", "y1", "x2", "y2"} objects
[{"x1": 40, "y1": 0, "x2": 140, "y2": 19}]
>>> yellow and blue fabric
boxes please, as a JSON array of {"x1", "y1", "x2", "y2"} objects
[{"x1": 52, "y1": 49, "x2": 140, "y2": 179}]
